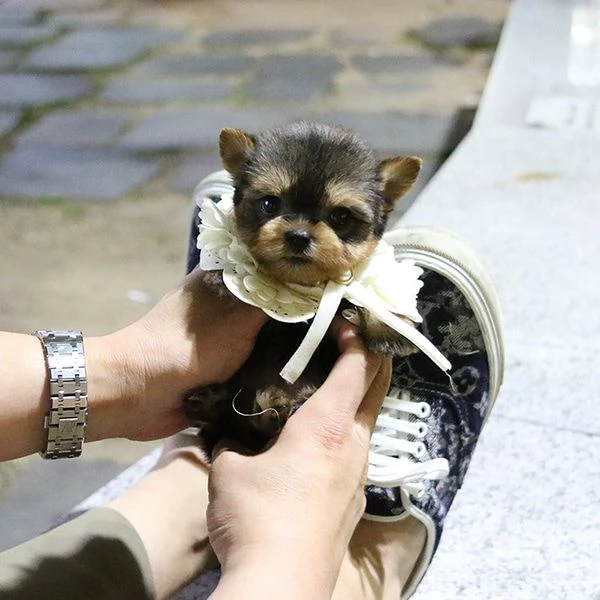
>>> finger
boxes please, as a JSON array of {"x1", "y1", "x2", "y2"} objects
[
  {"x1": 211, "y1": 437, "x2": 256, "y2": 462},
  {"x1": 355, "y1": 357, "x2": 392, "y2": 435},
  {"x1": 325, "y1": 315, "x2": 358, "y2": 341},
  {"x1": 332, "y1": 318, "x2": 362, "y2": 353},
  {"x1": 305, "y1": 328, "x2": 382, "y2": 421}
]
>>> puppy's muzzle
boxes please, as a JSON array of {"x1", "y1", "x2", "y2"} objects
[{"x1": 284, "y1": 229, "x2": 313, "y2": 254}]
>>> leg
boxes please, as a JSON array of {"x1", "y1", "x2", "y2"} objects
[{"x1": 108, "y1": 433, "x2": 217, "y2": 600}]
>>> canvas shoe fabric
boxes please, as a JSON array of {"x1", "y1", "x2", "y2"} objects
[
  {"x1": 365, "y1": 226, "x2": 505, "y2": 599},
  {"x1": 188, "y1": 172, "x2": 505, "y2": 599}
]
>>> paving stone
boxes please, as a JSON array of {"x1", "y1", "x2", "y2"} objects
[
  {"x1": 1, "y1": 0, "x2": 105, "y2": 11},
  {"x1": 24, "y1": 27, "x2": 183, "y2": 71},
  {"x1": 170, "y1": 153, "x2": 225, "y2": 194},
  {"x1": 203, "y1": 28, "x2": 313, "y2": 47},
  {"x1": 49, "y1": 8, "x2": 125, "y2": 27},
  {"x1": 335, "y1": 81, "x2": 431, "y2": 113},
  {"x1": 256, "y1": 54, "x2": 342, "y2": 77},
  {"x1": 0, "y1": 49, "x2": 19, "y2": 69},
  {"x1": 245, "y1": 73, "x2": 333, "y2": 102},
  {"x1": 0, "y1": 24, "x2": 60, "y2": 47},
  {"x1": 329, "y1": 29, "x2": 384, "y2": 47},
  {"x1": 119, "y1": 106, "x2": 311, "y2": 152},
  {"x1": 19, "y1": 109, "x2": 130, "y2": 146},
  {"x1": 409, "y1": 17, "x2": 501, "y2": 50},
  {"x1": 316, "y1": 110, "x2": 461, "y2": 156},
  {"x1": 0, "y1": 73, "x2": 92, "y2": 107},
  {"x1": 0, "y1": 111, "x2": 20, "y2": 137},
  {"x1": 101, "y1": 79, "x2": 234, "y2": 104},
  {"x1": 134, "y1": 54, "x2": 256, "y2": 77},
  {"x1": 0, "y1": 146, "x2": 161, "y2": 200},
  {"x1": 351, "y1": 53, "x2": 459, "y2": 74},
  {"x1": 0, "y1": 13, "x2": 40, "y2": 26}
]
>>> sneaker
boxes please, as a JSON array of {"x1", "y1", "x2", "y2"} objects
[
  {"x1": 364, "y1": 226, "x2": 505, "y2": 599},
  {"x1": 187, "y1": 175, "x2": 505, "y2": 599}
]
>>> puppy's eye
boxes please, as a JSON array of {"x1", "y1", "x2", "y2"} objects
[
  {"x1": 259, "y1": 196, "x2": 281, "y2": 216},
  {"x1": 329, "y1": 207, "x2": 352, "y2": 229}
]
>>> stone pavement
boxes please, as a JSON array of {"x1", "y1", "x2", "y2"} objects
[
  {"x1": 0, "y1": 0, "x2": 508, "y2": 556},
  {"x1": 0, "y1": 0, "x2": 505, "y2": 204}
]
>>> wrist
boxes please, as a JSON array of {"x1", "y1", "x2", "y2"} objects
[
  {"x1": 214, "y1": 553, "x2": 336, "y2": 600},
  {"x1": 214, "y1": 539, "x2": 341, "y2": 600},
  {"x1": 83, "y1": 333, "x2": 142, "y2": 442},
  {"x1": 84, "y1": 320, "x2": 194, "y2": 443}
]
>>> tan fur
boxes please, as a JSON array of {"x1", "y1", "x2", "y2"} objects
[
  {"x1": 325, "y1": 180, "x2": 371, "y2": 212},
  {"x1": 359, "y1": 308, "x2": 419, "y2": 356},
  {"x1": 244, "y1": 217, "x2": 377, "y2": 286},
  {"x1": 248, "y1": 167, "x2": 295, "y2": 198},
  {"x1": 378, "y1": 156, "x2": 422, "y2": 211},
  {"x1": 219, "y1": 128, "x2": 256, "y2": 177}
]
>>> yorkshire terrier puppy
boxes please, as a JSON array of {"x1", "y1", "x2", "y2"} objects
[{"x1": 184, "y1": 121, "x2": 422, "y2": 452}]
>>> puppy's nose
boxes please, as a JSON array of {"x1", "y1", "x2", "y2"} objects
[{"x1": 284, "y1": 229, "x2": 313, "y2": 253}]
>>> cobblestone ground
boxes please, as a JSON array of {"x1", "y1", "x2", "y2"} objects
[{"x1": 0, "y1": 0, "x2": 509, "y2": 550}]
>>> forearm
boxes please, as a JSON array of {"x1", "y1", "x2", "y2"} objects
[
  {"x1": 0, "y1": 332, "x2": 139, "y2": 461},
  {"x1": 0, "y1": 333, "x2": 49, "y2": 460},
  {"x1": 0, "y1": 271, "x2": 267, "y2": 461}
]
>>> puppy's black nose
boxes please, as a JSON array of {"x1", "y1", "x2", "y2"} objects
[{"x1": 284, "y1": 230, "x2": 313, "y2": 253}]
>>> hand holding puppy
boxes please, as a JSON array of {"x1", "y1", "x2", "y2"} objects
[{"x1": 207, "y1": 321, "x2": 392, "y2": 600}]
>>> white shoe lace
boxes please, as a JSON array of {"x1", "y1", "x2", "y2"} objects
[{"x1": 367, "y1": 387, "x2": 450, "y2": 499}]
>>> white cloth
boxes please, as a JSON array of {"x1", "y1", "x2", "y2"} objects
[{"x1": 197, "y1": 195, "x2": 451, "y2": 383}]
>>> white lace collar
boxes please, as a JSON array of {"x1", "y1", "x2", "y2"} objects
[{"x1": 197, "y1": 195, "x2": 450, "y2": 383}]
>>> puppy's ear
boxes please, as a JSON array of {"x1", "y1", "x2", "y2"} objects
[
  {"x1": 219, "y1": 128, "x2": 256, "y2": 177},
  {"x1": 377, "y1": 156, "x2": 422, "y2": 211}
]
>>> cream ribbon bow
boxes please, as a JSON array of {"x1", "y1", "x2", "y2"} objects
[{"x1": 197, "y1": 194, "x2": 451, "y2": 384}]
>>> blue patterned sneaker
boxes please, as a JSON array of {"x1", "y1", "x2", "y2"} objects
[
  {"x1": 187, "y1": 173, "x2": 505, "y2": 598},
  {"x1": 364, "y1": 226, "x2": 505, "y2": 599}
]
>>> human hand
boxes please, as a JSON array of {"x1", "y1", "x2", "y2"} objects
[
  {"x1": 85, "y1": 268, "x2": 267, "y2": 443},
  {"x1": 206, "y1": 322, "x2": 392, "y2": 600}
]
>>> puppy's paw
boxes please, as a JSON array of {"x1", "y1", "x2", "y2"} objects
[
  {"x1": 183, "y1": 383, "x2": 230, "y2": 422},
  {"x1": 250, "y1": 385, "x2": 296, "y2": 437},
  {"x1": 365, "y1": 334, "x2": 419, "y2": 357},
  {"x1": 359, "y1": 308, "x2": 419, "y2": 358}
]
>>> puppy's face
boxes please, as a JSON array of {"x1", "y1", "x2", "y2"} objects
[
  {"x1": 219, "y1": 122, "x2": 421, "y2": 286},
  {"x1": 233, "y1": 173, "x2": 381, "y2": 286}
]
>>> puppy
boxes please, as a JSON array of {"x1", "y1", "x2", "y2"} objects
[{"x1": 185, "y1": 121, "x2": 422, "y2": 452}]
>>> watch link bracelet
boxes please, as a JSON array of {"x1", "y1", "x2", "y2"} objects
[{"x1": 33, "y1": 330, "x2": 88, "y2": 459}]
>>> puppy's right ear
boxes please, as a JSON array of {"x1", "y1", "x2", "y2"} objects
[
  {"x1": 377, "y1": 156, "x2": 422, "y2": 211},
  {"x1": 219, "y1": 128, "x2": 256, "y2": 177}
]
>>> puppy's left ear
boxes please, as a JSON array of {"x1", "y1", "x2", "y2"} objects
[
  {"x1": 377, "y1": 156, "x2": 422, "y2": 211},
  {"x1": 219, "y1": 128, "x2": 256, "y2": 178}
]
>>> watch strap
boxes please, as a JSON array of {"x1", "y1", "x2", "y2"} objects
[{"x1": 33, "y1": 330, "x2": 88, "y2": 459}]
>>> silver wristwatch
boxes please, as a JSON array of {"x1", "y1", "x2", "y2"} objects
[{"x1": 33, "y1": 330, "x2": 88, "y2": 459}]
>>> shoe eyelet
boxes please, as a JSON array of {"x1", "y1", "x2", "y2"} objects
[
  {"x1": 416, "y1": 423, "x2": 427, "y2": 438},
  {"x1": 419, "y1": 402, "x2": 431, "y2": 418},
  {"x1": 414, "y1": 442, "x2": 426, "y2": 458}
]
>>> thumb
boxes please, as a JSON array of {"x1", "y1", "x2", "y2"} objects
[
  {"x1": 355, "y1": 357, "x2": 392, "y2": 435},
  {"x1": 211, "y1": 437, "x2": 257, "y2": 462}
]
